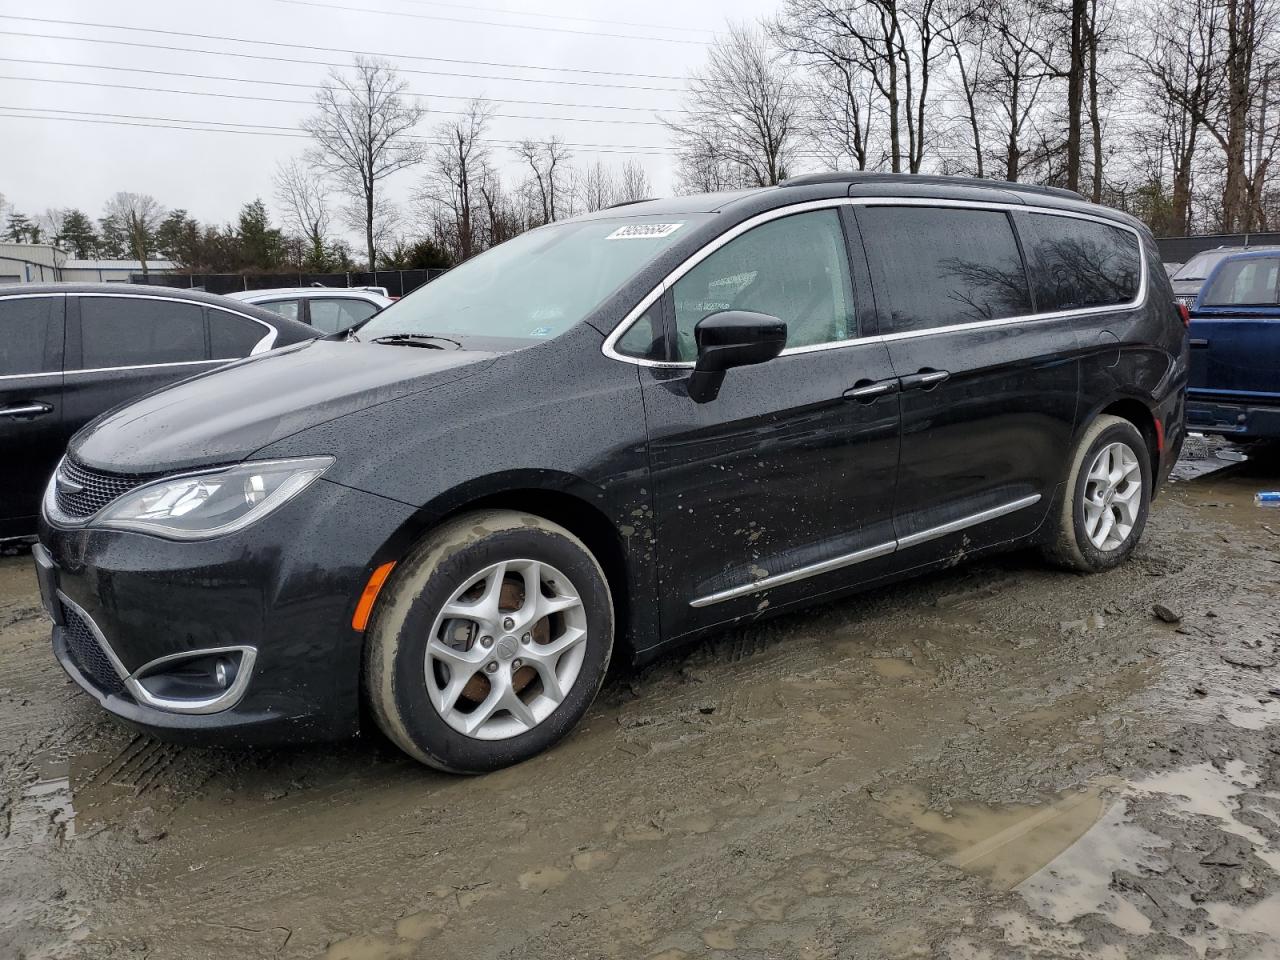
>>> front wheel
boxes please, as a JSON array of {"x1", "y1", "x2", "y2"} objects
[
  {"x1": 364, "y1": 510, "x2": 614, "y2": 773},
  {"x1": 1041, "y1": 414, "x2": 1152, "y2": 573}
]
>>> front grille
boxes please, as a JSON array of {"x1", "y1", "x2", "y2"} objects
[
  {"x1": 54, "y1": 458, "x2": 149, "y2": 520},
  {"x1": 61, "y1": 602, "x2": 130, "y2": 699},
  {"x1": 1176, "y1": 294, "x2": 1197, "y2": 308}
]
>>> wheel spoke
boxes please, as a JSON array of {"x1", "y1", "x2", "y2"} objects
[{"x1": 425, "y1": 557, "x2": 589, "y2": 741}]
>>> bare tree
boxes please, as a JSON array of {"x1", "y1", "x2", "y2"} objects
[
  {"x1": 617, "y1": 160, "x2": 653, "y2": 202},
  {"x1": 514, "y1": 137, "x2": 573, "y2": 224},
  {"x1": 274, "y1": 159, "x2": 332, "y2": 269},
  {"x1": 577, "y1": 160, "x2": 616, "y2": 212},
  {"x1": 103, "y1": 192, "x2": 165, "y2": 276},
  {"x1": 418, "y1": 99, "x2": 492, "y2": 261},
  {"x1": 668, "y1": 22, "x2": 800, "y2": 186},
  {"x1": 303, "y1": 56, "x2": 426, "y2": 270}
]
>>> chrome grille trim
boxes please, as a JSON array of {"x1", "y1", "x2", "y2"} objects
[{"x1": 53, "y1": 458, "x2": 150, "y2": 520}]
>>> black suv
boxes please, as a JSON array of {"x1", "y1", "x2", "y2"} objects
[
  {"x1": 35, "y1": 174, "x2": 1188, "y2": 773},
  {"x1": 1, "y1": 284, "x2": 317, "y2": 538}
]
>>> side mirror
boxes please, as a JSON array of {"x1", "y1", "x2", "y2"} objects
[{"x1": 688, "y1": 310, "x2": 787, "y2": 403}]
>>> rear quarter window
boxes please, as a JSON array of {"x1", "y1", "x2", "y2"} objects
[
  {"x1": 210, "y1": 308, "x2": 269, "y2": 358},
  {"x1": 1015, "y1": 213, "x2": 1141, "y2": 312}
]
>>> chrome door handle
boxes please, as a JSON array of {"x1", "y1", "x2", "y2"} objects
[
  {"x1": 0, "y1": 402, "x2": 53, "y2": 418},
  {"x1": 844, "y1": 379, "x2": 899, "y2": 402},
  {"x1": 1189, "y1": 338, "x2": 1209, "y2": 348},
  {"x1": 899, "y1": 370, "x2": 950, "y2": 391}
]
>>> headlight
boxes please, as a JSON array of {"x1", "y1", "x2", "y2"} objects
[{"x1": 93, "y1": 457, "x2": 333, "y2": 539}]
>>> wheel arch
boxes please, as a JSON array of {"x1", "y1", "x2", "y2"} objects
[
  {"x1": 1084, "y1": 394, "x2": 1162, "y2": 493},
  {"x1": 370, "y1": 471, "x2": 639, "y2": 660}
]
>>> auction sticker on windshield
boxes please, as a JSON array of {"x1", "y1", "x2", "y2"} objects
[{"x1": 606, "y1": 223, "x2": 684, "y2": 240}]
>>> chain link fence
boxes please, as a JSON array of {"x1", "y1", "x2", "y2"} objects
[{"x1": 128, "y1": 269, "x2": 448, "y2": 297}]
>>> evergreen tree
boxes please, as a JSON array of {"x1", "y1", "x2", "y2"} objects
[
  {"x1": 60, "y1": 210, "x2": 99, "y2": 258},
  {"x1": 96, "y1": 215, "x2": 128, "y2": 259},
  {"x1": 4, "y1": 212, "x2": 33, "y2": 243},
  {"x1": 236, "y1": 199, "x2": 286, "y2": 270}
]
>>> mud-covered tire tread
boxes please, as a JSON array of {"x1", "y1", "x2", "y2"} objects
[
  {"x1": 363, "y1": 509, "x2": 613, "y2": 774},
  {"x1": 1041, "y1": 414, "x2": 1152, "y2": 573}
]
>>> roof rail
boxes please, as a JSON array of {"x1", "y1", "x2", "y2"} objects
[{"x1": 779, "y1": 171, "x2": 1085, "y2": 201}]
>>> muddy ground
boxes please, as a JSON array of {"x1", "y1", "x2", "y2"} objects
[{"x1": 1, "y1": 437, "x2": 1278, "y2": 960}]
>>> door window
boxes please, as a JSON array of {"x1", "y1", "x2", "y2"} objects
[
  {"x1": 309, "y1": 298, "x2": 380, "y2": 334},
  {"x1": 210, "y1": 308, "x2": 269, "y2": 358},
  {"x1": 671, "y1": 209, "x2": 856, "y2": 362},
  {"x1": 78, "y1": 297, "x2": 206, "y2": 369},
  {"x1": 0, "y1": 297, "x2": 57, "y2": 375},
  {"x1": 1015, "y1": 213, "x2": 1141, "y2": 311},
  {"x1": 859, "y1": 206, "x2": 1031, "y2": 334},
  {"x1": 1200, "y1": 257, "x2": 1280, "y2": 306},
  {"x1": 256, "y1": 299, "x2": 301, "y2": 322}
]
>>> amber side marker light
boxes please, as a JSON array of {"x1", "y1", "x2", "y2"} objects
[{"x1": 353, "y1": 561, "x2": 397, "y2": 631}]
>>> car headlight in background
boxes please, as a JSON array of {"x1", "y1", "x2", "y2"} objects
[{"x1": 92, "y1": 457, "x2": 333, "y2": 539}]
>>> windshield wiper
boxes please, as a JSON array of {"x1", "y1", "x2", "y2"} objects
[{"x1": 370, "y1": 333, "x2": 462, "y2": 350}]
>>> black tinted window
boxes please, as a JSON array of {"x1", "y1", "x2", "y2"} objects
[
  {"x1": 0, "y1": 297, "x2": 57, "y2": 375},
  {"x1": 1017, "y1": 213, "x2": 1140, "y2": 311},
  {"x1": 859, "y1": 207, "x2": 1031, "y2": 333},
  {"x1": 79, "y1": 297, "x2": 206, "y2": 368},
  {"x1": 1201, "y1": 257, "x2": 1280, "y2": 306},
  {"x1": 210, "y1": 308, "x2": 268, "y2": 358},
  {"x1": 616, "y1": 303, "x2": 664, "y2": 360}
]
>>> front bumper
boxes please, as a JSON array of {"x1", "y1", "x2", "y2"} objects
[
  {"x1": 38, "y1": 478, "x2": 415, "y2": 745},
  {"x1": 1187, "y1": 396, "x2": 1280, "y2": 440}
]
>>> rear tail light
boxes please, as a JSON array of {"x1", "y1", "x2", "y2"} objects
[{"x1": 1176, "y1": 302, "x2": 1191, "y2": 328}]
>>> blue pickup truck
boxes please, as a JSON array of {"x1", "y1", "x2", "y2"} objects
[{"x1": 1186, "y1": 250, "x2": 1280, "y2": 439}]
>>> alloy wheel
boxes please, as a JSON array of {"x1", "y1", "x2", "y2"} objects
[
  {"x1": 424, "y1": 559, "x2": 587, "y2": 740},
  {"x1": 1082, "y1": 441, "x2": 1143, "y2": 551}
]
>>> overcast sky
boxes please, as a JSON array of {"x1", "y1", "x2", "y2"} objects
[{"x1": 0, "y1": 0, "x2": 780, "y2": 239}]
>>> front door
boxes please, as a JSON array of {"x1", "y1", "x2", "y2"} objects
[
  {"x1": 0, "y1": 294, "x2": 64, "y2": 535},
  {"x1": 641, "y1": 207, "x2": 902, "y2": 639},
  {"x1": 854, "y1": 203, "x2": 1079, "y2": 564}
]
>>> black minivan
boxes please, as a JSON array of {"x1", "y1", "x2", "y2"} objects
[{"x1": 36, "y1": 174, "x2": 1187, "y2": 773}]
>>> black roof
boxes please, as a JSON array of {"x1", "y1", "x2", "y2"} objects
[
  {"x1": 569, "y1": 172, "x2": 1138, "y2": 231},
  {"x1": 1, "y1": 283, "x2": 318, "y2": 340},
  {"x1": 779, "y1": 171, "x2": 1085, "y2": 201}
]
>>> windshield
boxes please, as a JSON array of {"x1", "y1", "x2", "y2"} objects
[
  {"x1": 1172, "y1": 251, "x2": 1230, "y2": 281},
  {"x1": 359, "y1": 216, "x2": 706, "y2": 343}
]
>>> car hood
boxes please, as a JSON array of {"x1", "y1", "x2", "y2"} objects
[
  {"x1": 70, "y1": 340, "x2": 495, "y2": 474},
  {"x1": 1171, "y1": 278, "x2": 1202, "y2": 296}
]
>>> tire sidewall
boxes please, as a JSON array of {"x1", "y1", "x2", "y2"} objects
[
  {"x1": 1069, "y1": 419, "x2": 1151, "y2": 571},
  {"x1": 372, "y1": 515, "x2": 613, "y2": 773}
]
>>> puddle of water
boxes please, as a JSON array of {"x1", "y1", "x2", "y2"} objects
[{"x1": 879, "y1": 759, "x2": 1280, "y2": 951}]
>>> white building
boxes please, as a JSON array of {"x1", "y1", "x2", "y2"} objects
[{"x1": 0, "y1": 242, "x2": 174, "y2": 284}]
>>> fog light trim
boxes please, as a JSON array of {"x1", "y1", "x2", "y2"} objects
[{"x1": 125, "y1": 645, "x2": 258, "y2": 715}]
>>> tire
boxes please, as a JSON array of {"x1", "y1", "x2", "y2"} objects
[
  {"x1": 364, "y1": 509, "x2": 614, "y2": 773},
  {"x1": 1041, "y1": 414, "x2": 1152, "y2": 573}
]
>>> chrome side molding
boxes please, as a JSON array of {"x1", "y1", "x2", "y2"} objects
[{"x1": 689, "y1": 493, "x2": 1042, "y2": 608}]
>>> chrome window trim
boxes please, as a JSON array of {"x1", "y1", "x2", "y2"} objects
[
  {"x1": 63, "y1": 359, "x2": 224, "y2": 377},
  {"x1": 689, "y1": 493, "x2": 1041, "y2": 607},
  {"x1": 602, "y1": 196, "x2": 1148, "y2": 369}
]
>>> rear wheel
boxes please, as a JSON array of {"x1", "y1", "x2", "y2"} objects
[
  {"x1": 365, "y1": 510, "x2": 613, "y2": 773},
  {"x1": 1042, "y1": 414, "x2": 1152, "y2": 572}
]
